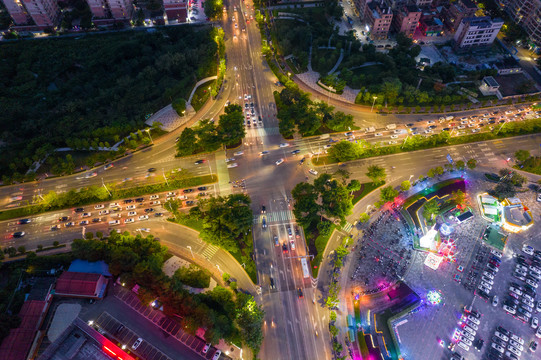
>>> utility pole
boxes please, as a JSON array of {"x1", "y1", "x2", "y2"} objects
[{"x1": 102, "y1": 178, "x2": 112, "y2": 197}]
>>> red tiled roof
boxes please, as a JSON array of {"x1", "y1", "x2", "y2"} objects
[
  {"x1": 55, "y1": 272, "x2": 102, "y2": 297},
  {"x1": 0, "y1": 300, "x2": 47, "y2": 360}
]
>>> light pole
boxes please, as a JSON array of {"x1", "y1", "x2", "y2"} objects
[
  {"x1": 101, "y1": 178, "x2": 112, "y2": 197},
  {"x1": 144, "y1": 128, "x2": 153, "y2": 144},
  {"x1": 496, "y1": 120, "x2": 507, "y2": 135},
  {"x1": 208, "y1": 161, "x2": 213, "y2": 179},
  {"x1": 401, "y1": 135, "x2": 409, "y2": 149},
  {"x1": 162, "y1": 168, "x2": 169, "y2": 186},
  {"x1": 371, "y1": 96, "x2": 378, "y2": 113},
  {"x1": 187, "y1": 245, "x2": 194, "y2": 259}
]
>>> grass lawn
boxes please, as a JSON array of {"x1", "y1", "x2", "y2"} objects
[
  {"x1": 352, "y1": 182, "x2": 382, "y2": 205},
  {"x1": 303, "y1": 222, "x2": 336, "y2": 278},
  {"x1": 515, "y1": 155, "x2": 541, "y2": 175},
  {"x1": 191, "y1": 79, "x2": 216, "y2": 112}
]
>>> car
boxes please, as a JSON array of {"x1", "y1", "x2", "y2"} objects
[
  {"x1": 225, "y1": 157, "x2": 235, "y2": 163},
  {"x1": 531, "y1": 341, "x2": 538, "y2": 352},
  {"x1": 390, "y1": 135, "x2": 399, "y2": 139},
  {"x1": 514, "y1": 273, "x2": 526, "y2": 281},
  {"x1": 109, "y1": 202, "x2": 120, "y2": 208},
  {"x1": 127, "y1": 211, "x2": 137, "y2": 217},
  {"x1": 17, "y1": 218, "x2": 31, "y2": 225},
  {"x1": 510, "y1": 286, "x2": 523, "y2": 296},
  {"x1": 527, "y1": 278, "x2": 539, "y2": 288},
  {"x1": 12, "y1": 231, "x2": 25, "y2": 238},
  {"x1": 494, "y1": 331, "x2": 509, "y2": 342},
  {"x1": 474, "y1": 338, "x2": 484, "y2": 352},
  {"x1": 227, "y1": 163, "x2": 238, "y2": 168},
  {"x1": 467, "y1": 315, "x2": 480, "y2": 325},
  {"x1": 523, "y1": 245, "x2": 535, "y2": 255},
  {"x1": 309, "y1": 169, "x2": 318, "y2": 175},
  {"x1": 466, "y1": 319, "x2": 479, "y2": 330},
  {"x1": 194, "y1": 160, "x2": 205, "y2": 165},
  {"x1": 484, "y1": 271, "x2": 495, "y2": 280},
  {"x1": 202, "y1": 343, "x2": 211, "y2": 354},
  {"x1": 478, "y1": 284, "x2": 491, "y2": 293},
  {"x1": 109, "y1": 220, "x2": 120, "y2": 226},
  {"x1": 492, "y1": 295, "x2": 499, "y2": 306},
  {"x1": 492, "y1": 342, "x2": 505, "y2": 353},
  {"x1": 489, "y1": 259, "x2": 500, "y2": 267},
  {"x1": 148, "y1": 168, "x2": 157, "y2": 172},
  {"x1": 85, "y1": 172, "x2": 97, "y2": 178},
  {"x1": 144, "y1": 208, "x2": 154, "y2": 213},
  {"x1": 94, "y1": 204, "x2": 105, "y2": 210},
  {"x1": 287, "y1": 227, "x2": 293, "y2": 238},
  {"x1": 79, "y1": 220, "x2": 89, "y2": 225},
  {"x1": 185, "y1": 201, "x2": 195, "y2": 206},
  {"x1": 279, "y1": 143, "x2": 289, "y2": 148},
  {"x1": 508, "y1": 345, "x2": 521, "y2": 357},
  {"x1": 297, "y1": 288, "x2": 304, "y2": 298},
  {"x1": 50, "y1": 225, "x2": 60, "y2": 231},
  {"x1": 126, "y1": 204, "x2": 136, "y2": 210},
  {"x1": 481, "y1": 278, "x2": 493, "y2": 287},
  {"x1": 274, "y1": 236, "x2": 279, "y2": 246},
  {"x1": 139, "y1": 215, "x2": 149, "y2": 221},
  {"x1": 463, "y1": 325, "x2": 476, "y2": 335},
  {"x1": 461, "y1": 331, "x2": 474, "y2": 341},
  {"x1": 259, "y1": 150, "x2": 269, "y2": 156},
  {"x1": 104, "y1": 163, "x2": 114, "y2": 170},
  {"x1": 517, "y1": 307, "x2": 531, "y2": 318},
  {"x1": 492, "y1": 336, "x2": 506, "y2": 346},
  {"x1": 516, "y1": 264, "x2": 528, "y2": 272},
  {"x1": 291, "y1": 149, "x2": 301, "y2": 155},
  {"x1": 82, "y1": 212, "x2": 92, "y2": 218},
  {"x1": 503, "y1": 305, "x2": 517, "y2": 314},
  {"x1": 505, "y1": 350, "x2": 519, "y2": 360},
  {"x1": 262, "y1": 217, "x2": 267, "y2": 229},
  {"x1": 183, "y1": 189, "x2": 194, "y2": 193},
  {"x1": 511, "y1": 339, "x2": 524, "y2": 352},
  {"x1": 75, "y1": 207, "x2": 85, "y2": 213},
  {"x1": 92, "y1": 218, "x2": 101, "y2": 223},
  {"x1": 149, "y1": 194, "x2": 159, "y2": 200},
  {"x1": 132, "y1": 338, "x2": 143, "y2": 350},
  {"x1": 149, "y1": 200, "x2": 161, "y2": 206},
  {"x1": 197, "y1": 186, "x2": 207, "y2": 192},
  {"x1": 212, "y1": 350, "x2": 221, "y2": 360},
  {"x1": 124, "y1": 218, "x2": 134, "y2": 224},
  {"x1": 523, "y1": 297, "x2": 535, "y2": 308},
  {"x1": 457, "y1": 341, "x2": 470, "y2": 351},
  {"x1": 290, "y1": 239, "x2": 296, "y2": 250},
  {"x1": 58, "y1": 216, "x2": 71, "y2": 222},
  {"x1": 490, "y1": 255, "x2": 501, "y2": 263},
  {"x1": 487, "y1": 263, "x2": 499, "y2": 272},
  {"x1": 524, "y1": 292, "x2": 535, "y2": 302},
  {"x1": 531, "y1": 266, "x2": 541, "y2": 275},
  {"x1": 510, "y1": 333, "x2": 523, "y2": 345},
  {"x1": 275, "y1": 159, "x2": 284, "y2": 166},
  {"x1": 537, "y1": 301, "x2": 541, "y2": 313},
  {"x1": 460, "y1": 337, "x2": 473, "y2": 346},
  {"x1": 491, "y1": 249, "x2": 503, "y2": 258},
  {"x1": 134, "y1": 197, "x2": 144, "y2": 203},
  {"x1": 155, "y1": 212, "x2": 164, "y2": 217},
  {"x1": 282, "y1": 243, "x2": 288, "y2": 254},
  {"x1": 65, "y1": 222, "x2": 75, "y2": 227}
]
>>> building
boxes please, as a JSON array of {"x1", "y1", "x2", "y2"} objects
[
  {"x1": 360, "y1": 0, "x2": 394, "y2": 40},
  {"x1": 393, "y1": 4, "x2": 422, "y2": 37},
  {"x1": 107, "y1": 0, "x2": 133, "y2": 20},
  {"x1": 442, "y1": 0, "x2": 477, "y2": 32},
  {"x1": 54, "y1": 271, "x2": 108, "y2": 299},
  {"x1": 38, "y1": 318, "x2": 135, "y2": 360},
  {"x1": 1, "y1": 0, "x2": 59, "y2": 28},
  {"x1": 453, "y1": 16, "x2": 504, "y2": 49},
  {"x1": 419, "y1": 14, "x2": 444, "y2": 36},
  {"x1": 501, "y1": 197, "x2": 534, "y2": 233},
  {"x1": 415, "y1": 0, "x2": 433, "y2": 7},
  {"x1": 163, "y1": 0, "x2": 187, "y2": 23},
  {"x1": 478, "y1": 76, "x2": 501, "y2": 96},
  {"x1": 85, "y1": 0, "x2": 109, "y2": 18},
  {"x1": 491, "y1": 57, "x2": 523, "y2": 75},
  {"x1": 504, "y1": 0, "x2": 541, "y2": 46}
]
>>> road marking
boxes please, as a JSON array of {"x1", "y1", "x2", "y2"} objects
[
  {"x1": 342, "y1": 222, "x2": 353, "y2": 233},
  {"x1": 201, "y1": 244, "x2": 219, "y2": 259}
]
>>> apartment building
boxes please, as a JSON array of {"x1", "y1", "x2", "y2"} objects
[
  {"x1": 107, "y1": 0, "x2": 133, "y2": 19},
  {"x1": 2, "y1": 0, "x2": 59, "y2": 27},
  {"x1": 442, "y1": 0, "x2": 477, "y2": 31},
  {"x1": 85, "y1": 0, "x2": 108, "y2": 18},
  {"x1": 393, "y1": 4, "x2": 422, "y2": 37},
  {"x1": 454, "y1": 16, "x2": 504, "y2": 49},
  {"x1": 504, "y1": 0, "x2": 541, "y2": 45},
  {"x1": 360, "y1": 0, "x2": 394, "y2": 39},
  {"x1": 163, "y1": 0, "x2": 187, "y2": 23}
]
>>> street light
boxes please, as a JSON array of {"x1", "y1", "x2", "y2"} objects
[
  {"x1": 187, "y1": 245, "x2": 194, "y2": 259},
  {"x1": 371, "y1": 96, "x2": 378, "y2": 113},
  {"x1": 144, "y1": 128, "x2": 153, "y2": 144}
]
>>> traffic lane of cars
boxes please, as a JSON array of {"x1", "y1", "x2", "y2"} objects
[{"x1": 3, "y1": 186, "x2": 215, "y2": 240}]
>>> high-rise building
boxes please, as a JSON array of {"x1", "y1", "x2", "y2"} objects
[
  {"x1": 453, "y1": 16, "x2": 504, "y2": 49},
  {"x1": 360, "y1": 0, "x2": 394, "y2": 39},
  {"x1": 504, "y1": 0, "x2": 541, "y2": 45},
  {"x1": 442, "y1": 0, "x2": 477, "y2": 31},
  {"x1": 1, "y1": 0, "x2": 59, "y2": 27},
  {"x1": 163, "y1": 0, "x2": 187, "y2": 23},
  {"x1": 107, "y1": 0, "x2": 133, "y2": 19},
  {"x1": 393, "y1": 4, "x2": 422, "y2": 37},
  {"x1": 85, "y1": 0, "x2": 108, "y2": 18}
]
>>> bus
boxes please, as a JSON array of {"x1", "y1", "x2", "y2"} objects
[{"x1": 301, "y1": 258, "x2": 310, "y2": 279}]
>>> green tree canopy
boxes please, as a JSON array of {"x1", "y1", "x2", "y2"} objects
[
  {"x1": 379, "y1": 186, "x2": 399, "y2": 203},
  {"x1": 366, "y1": 165, "x2": 386, "y2": 185}
]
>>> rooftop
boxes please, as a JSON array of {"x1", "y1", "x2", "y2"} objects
[
  {"x1": 68, "y1": 260, "x2": 111, "y2": 277},
  {"x1": 462, "y1": 16, "x2": 504, "y2": 28},
  {"x1": 55, "y1": 272, "x2": 106, "y2": 298}
]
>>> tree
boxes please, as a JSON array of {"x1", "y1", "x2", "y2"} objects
[
  {"x1": 53, "y1": 241, "x2": 60, "y2": 247},
  {"x1": 173, "y1": 264, "x2": 211, "y2": 288},
  {"x1": 172, "y1": 98, "x2": 186, "y2": 116},
  {"x1": 204, "y1": 0, "x2": 223, "y2": 19},
  {"x1": 467, "y1": 159, "x2": 477, "y2": 170},
  {"x1": 359, "y1": 212, "x2": 370, "y2": 223},
  {"x1": 328, "y1": 141, "x2": 362, "y2": 162},
  {"x1": 451, "y1": 189, "x2": 467, "y2": 208},
  {"x1": 327, "y1": 111, "x2": 354, "y2": 131},
  {"x1": 314, "y1": 174, "x2": 353, "y2": 221},
  {"x1": 400, "y1": 180, "x2": 411, "y2": 192},
  {"x1": 422, "y1": 200, "x2": 440, "y2": 221},
  {"x1": 491, "y1": 180, "x2": 517, "y2": 200},
  {"x1": 195, "y1": 119, "x2": 222, "y2": 152},
  {"x1": 366, "y1": 165, "x2": 386, "y2": 185},
  {"x1": 292, "y1": 182, "x2": 320, "y2": 228},
  {"x1": 380, "y1": 186, "x2": 399, "y2": 203},
  {"x1": 218, "y1": 104, "x2": 246, "y2": 147},
  {"x1": 17, "y1": 246, "x2": 26, "y2": 254},
  {"x1": 515, "y1": 149, "x2": 531, "y2": 163},
  {"x1": 236, "y1": 293, "x2": 265, "y2": 355},
  {"x1": 455, "y1": 160, "x2": 465, "y2": 171},
  {"x1": 347, "y1": 179, "x2": 361, "y2": 194}
]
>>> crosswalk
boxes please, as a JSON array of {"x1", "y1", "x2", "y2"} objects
[
  {"x1": 245, "y1": 127, "x2": 280, "y2": 138},
  {"x1": 201, "y1": 244, "x2": 219, "y2": 259},
  {"x1": 253, "y1": 210, "x2": 294, "y2": 224},
  {"x1": 342, "y1": 221, "x2": 353, "y2": 233}
]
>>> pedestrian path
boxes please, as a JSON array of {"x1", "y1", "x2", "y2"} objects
[
  {"x1": 342, "y1": 221, "x2": 353, "y2": 233},
  {"x1": 201, "y1": 243, "x2": 220, "y2": 259},
  {"x1": 253, "y1": 210, "x2": 293, "y2": 224}
]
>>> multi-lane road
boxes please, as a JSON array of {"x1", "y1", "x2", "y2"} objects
[{"x1": 2, "y1": 2, "x2": 541, "y2": 359}]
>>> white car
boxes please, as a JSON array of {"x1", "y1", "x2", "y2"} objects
[
  {"x1": 478, "y1": 284, "x2": 491, "y2": 293},
  {"x1": 82, "y1": 212, "x2": 92, "y2": 218},
  {"x1": 459, "y1": 337, "x2": 472, "y2": 346},
  {"x1": 467, "y1": 315, "x2": 480, "y2": 325},
  {"x1": 276, "y1": 159, "x2": 284, "y2": 166},
  {"x1": 149, "y1": 200, "x2": 161, "y2": 205},
  {"x1": 523, "y1": 298, "x2": 535, "y2": 308},
  {"x1": 132, "y1": 337, "x2": 143, "y2": 350},
  {"x1": 457, "y1": 341, "x2": 470, "y2": 351},
  {"x1": 480, "y1": 280, "x2": 492, "y2": 289},
  {"x1": 508, "y1": 345, "x2": 521, "y2": 356},
  {"x1": 466, "y1": 321, "x2": 478, "y2": 331},
  {"x1": 109, "y1": 202, "x2": 120, "y2": 208},
  {"x1": 124, "y1": 218, "x2": 134, "y2": 224},
  {"x1": 138, "y1": 228, "x2": 150, "y2": 232},
  {"x1": 99, "y1": 210, "x2": 109, "y2": 216},
  {"x1": 492, "y1": 342, "x2": 505, "y2": 353},
  {"x1": 491, "y1": 249, "x2": 502, "y2": 258},
  {"x1": 532, "y1": 317, "x2": 539, "y2": 329},
  {"x1": 510, "y1": 286, "x2": 523, "y2": 296},
  {"x1": 150, "y1": 194, "x2": 159, "y2": 200},
  {"x1": 503, "y1": 305, "x2": 517, "y2": 314},
  {"x1": 537, "y1": 301, "x2": 541, "y2": 313},
  {"x1": 79, "y1": 220, "x2": 89, "y2": 225},
  {"x1": 94, "y1": 204, "x2": 105, "y2": 210},
  {"x1": 109, "y1": 220, "x2": 120, "y2": 226},
  {"x1": 202, "y1": 343, "x2": 211, "y2": 354},
  {"x1": 536, "y1": 326, "x2": 541, "y2": 338},
  {"x1": 482, "y1": 276, "x2": 494, "y2": 285},
  {"x1": 510, "y1": 334, "x2": 524, "y2": 345},
  {"x1": 527, "y1": 278, "x2": 539, "y2": 288},
  {"x1": 227, "y1": 163, "x2": 238, "y2": 168},
  {"x1": 463, "y1": 325, "x2": 476, "y2": 335},
  {"x1": 138, "y1": 215, "x2": 149, "y2": 221},
  {"x1": 225, "y1": 158, "x2": 235, "y2": 163},
  {"x1": 531, "y1": 266, "x2": 541, "y2": 275},
  {"x1": 110, "y1": 213, "x2": 122, "y2": 218},
  {"x1": 128, "y1": 211, "x2": 137, "y2": 217},
  {"x1": 234, "y1": 151, "x2": 244, "y2": 156},
  {"x1": 166, "y1": 191, "x2": 176, "y2": 197},
  {"x1": 309, "y1": 169, "x2": 318, "y2": 175},
  {"x1": 483, "y1": 271, "x2": 495, "y2": 280},
  {"x1": 516, "y1": 264, "x2": 528, "y2": 272},
  {"x1": 374, "y1": 133, "x2": 383, "y2": 137},
  {"x1": 461, "y1": 331, "x2": 474, "y2": 341},
  {"x1": 523, "y1": 245, "x2": 535, "y2": 255},
  {"x1": 212, "y1": 350, "x2": 222, "y2": 360},
  {"x1": 126, "y1": 205, "x2": 136, "y2": 210},
  {"x1": 279, "y1": 143, "x2": 289, "y2": 148},
  {"x1": 494, "y1": 331, "x2": 509, "y2": 342},
  {"x1": 516, "y1": 268, "x2": 527, "y2": 276}
]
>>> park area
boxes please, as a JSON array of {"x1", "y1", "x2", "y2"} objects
[{"x1": 0, "y1": 25, "x2": 221, "y2": 181}]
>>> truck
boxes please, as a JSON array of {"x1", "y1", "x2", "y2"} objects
[
  {"x1": 365, "y1": 126, "x2": 376, "y2": 133},
  {"x1": 385, "y1": 124, "x2": 397, "y2": 130}
]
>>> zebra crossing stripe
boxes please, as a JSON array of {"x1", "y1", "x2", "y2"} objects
[
  {"x1": 202, "y1": 244, "x2": 219, "y2": 259},
  {"x1": 342, "y1": 222, "x2": 353, "y2": 233}
]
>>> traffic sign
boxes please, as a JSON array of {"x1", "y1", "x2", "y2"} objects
[{"x1": 446, "y1": 154, "x2": 453, "y2": 164}]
